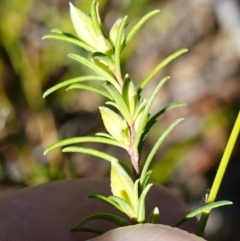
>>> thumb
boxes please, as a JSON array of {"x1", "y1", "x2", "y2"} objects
[{"x1": 87, "y1": 224, "x2": 206, "y2": 241}]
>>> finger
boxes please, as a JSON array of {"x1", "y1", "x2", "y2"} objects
[
  {"x1": 0, "y1": 178, "x2": 197, "y2": 241},
  {"x1": 90, "y1": 224, "x2": 206, "y2": 241}
]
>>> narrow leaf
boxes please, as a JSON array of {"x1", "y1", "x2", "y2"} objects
[
  {"x1": 104, "y1": 82, "x2": 131, "y2": 123},
  {"x1": 67, "y1": 83, "x2": 112, "y2": 99},
  {"x1": 126, "y1": 10, "x2": 160, "y2": 44},
  {"x1": 174, "y1": 200, "x2": 233, "y2": 227},
  {"x1": 137, "y1": 184, "x2": 153, "y2": 223},
  {"x1": 140, "y1": 49, "x2": 188, "y2": 90},
  {"x1": 147, "y1": 207, "x2": 160, "y2": 224},
  {"x1": 91, "y1": 0, "x2": 103, "y2": 36},
  {"x1": 42, "y1": 32, "x2": 96, "y2": 52},
  {"x1": 89, "y1": 52, "x2": 114, "y2": 68},
  {"x1": 43, "y1": 76, "x2": 104, "y2": 98},
  {"x1": 133, "y1": 99, "x2": 148, "y2": 120},
  {"x1": 44, "y1": 136, "x2": 127, "y2": 155},
  {"x1": 105, "y1": 101, "x2": 120, "y2": 110},
  {"x1": 133, "y1": 179, "x2": 140, "y2": 213},
  {"x1": 99, "y1": 106, "x2": 128, "y2": 143},
  {"x1": 143, "y1": 102, "x2": 186, "y2": 136},
  {"x1": 140, "y1": 170, "x2": 152, "y2": 190},
  {"x1": 62, "y1": 146, "x2": 119, "y2": 164},
  {"x1": 74, "y1": 212, "x2": 130, "y2": 230},
  {"x1": 89, "y1": 194, "x2": 127, "y2": 215},
  {"x1": 140, "y1": 118, "x2": 184, "y2": 185},
  {"x1": 68, "y1": 54, "x2": 120, "y2": 91},
  {"x1": 69, "y1": 2, "x2": 98, "y2": 48},
  {"x1": 134, "y1": 76, "x2": 170, "y2": 149},
  {"x1": 108, "y1": 196, "x2": 135, "y2": 218},
  {"x1": 110, "y1": 163, "x2": 134, "y2": 209},
  {"x1": 62, "y1": 146, "x2": 133, "y2": 183},
  {"x1": 122, "y1": 75, "x2": 138, "y2": 116},
  {"x1": 95, "y1": 132, "x2": 114, "y2": 139},
  {"x1": 114, "y1": 16, "x2": 128, "y2": 81}
]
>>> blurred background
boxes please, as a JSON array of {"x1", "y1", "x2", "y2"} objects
[{"x1": 0, "y1": 0, "x2": 240, "y2": 240}]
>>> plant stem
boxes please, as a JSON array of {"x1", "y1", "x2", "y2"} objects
[
  {"x1": 128, "y1": 124, "x2": 140, "y2": 178},
  {"x1": 196, "y1": 111, "x2": 240, "y2": 236}
]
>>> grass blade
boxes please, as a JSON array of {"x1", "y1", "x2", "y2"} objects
[{"x1": 196, "y1": 111, "x2": 240, "y2": 236}]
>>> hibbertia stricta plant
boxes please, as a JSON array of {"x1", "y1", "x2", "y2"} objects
[{"x1": 42, "y1": 1, "x2": 234, "y2": 236}]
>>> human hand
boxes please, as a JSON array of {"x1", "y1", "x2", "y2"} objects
[{"x1": 0, "y1": 178, "x2": 205, "y2": 241}]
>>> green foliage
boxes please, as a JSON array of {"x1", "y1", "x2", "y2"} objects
[
  {"x1": 174, "y1": 200, "x2": 233, "y2": 228},
  {"x1": 42, "y1": 0, "x2": 237, "y2": 236}
]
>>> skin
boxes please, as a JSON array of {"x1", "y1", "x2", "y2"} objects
[{"x1": 0, "y1": 178, "x2": 205, "y2": 241}]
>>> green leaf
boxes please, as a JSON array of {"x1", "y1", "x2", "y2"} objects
[
  {"x1": 133, "y1": 99, "x2": 148, "y2": 122},
  {"x1": 89, "y1": 194, "x2": 128, "y2": 215},
  {"x1": 140, "y1": 118, "x2": 184, "y2": 185},
  {"x1": 42, "y1": 75, "x2": 104, "y2": 98},
  {"x1": 111, "y1": 162, "x2": 135, "y2": 208},
  {"x1": 62, "y1": 146, "x2": 119, "y2": 164},
  {"x1": 69, "y1": 2, "x2": 98, "y2": 49},
  {"x1": 140, "y1": 170, "x2": 152, "y2": 190},
  {"x1": 90, "y1": 2, "x2": 112, "y2": 54},
  {"x1": 68, "y1": 54, "x2": 120, "y2": 91},
  {"x1": 147, "y1": 207, "x2": 160, "y2": 224},
  {"x1": 95, "y1": 2, "x2": 107, "y2": 37},
  {"x1": 66, "y1": 83, "x2": 112, "y2": 99},
  {"x1": 104, "y1": 82, "x2": 131, "y2": 123},
  {"x1": 126, "y1": 9, "x2": 160, "y2": 44},
  {"x1": 42, "y1": 32, "x2": 96, "y2": 52},
  {"x1": 105, "y1": 101, "x2": 120, "y2": 110},
  {"x1": 140, "y1": 49, "x2": 188, "y2": 90},
  {"x1": 137, "y1": 183, "x2": 153, "y2": 223},
  {"x1": 108, "y1": 196, "x2": 135, "y2": 218},
  {"x1": 62, "y1": 146, "x2": 133, "y2": 182},
  {"x1": 44, "y1": 136, "x2": 127, "y2": 155},
  {"x1": 134, "y1": 76, "x2": 170, "y2": 149},
  {"x1": 133, "y1": 179, "x2": 140, "y2": 213},
  {"x1": 174, "y1": 200, "x2": 233, "y2": 227},
  {"x1": 99, "y1": 106, "x2": 130, "y2": 144},
  {"x1": 73, "y1": 212, "x2": 130, "y2": 231},
  {"x1": 95, "y1": 132, "x2": 114, "y2": 139},
  {"x1": 90, "y1": 0, "x2": 103, "y2": 36},
  {"x1": 89, "y1": 52, "x2": 114, "y2": 68},
  {"x1": 109, "y1": 18, "x2": 124, "y2": 46},
  {"x1": 114, "y1": 16, "x2": 128, "y2": 82},
  {"x1": 122, "y1": 75, "x2": 138, "y2": 116},
  {"x1": 143, "y1": 102, "x2": 186, "y2": 137}
]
